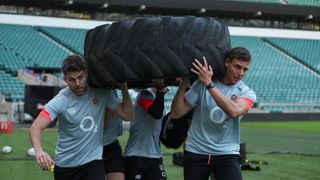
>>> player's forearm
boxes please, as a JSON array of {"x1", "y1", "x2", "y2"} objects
[
  {"x1": 207, "y1": 87, "x2": 243, "y2": 118},
  {"x1": 29, "y1": 115, "x2": 51, "y2": 153},
  {"x1": 29, "y1": 126, "x2": 44, "y2": 153},
  {"x1": 121, "y1": 87, "x2": 134, "y2": 121},
  {"x1": 148, "y1": 91, "x2": 165, "y2": 119},
  {"x1": 171, "y1": 84, "x2": 189, "y2": 119}
]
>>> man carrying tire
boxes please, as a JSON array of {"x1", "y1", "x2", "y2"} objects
[
  {"x1": 171, "y1": 47, "x2": 256, "y2": 180},
  {"x1": 123, "y1": 86, "x2": 168, "y2": 180},
  {"x1": 29, "y1": 55, "x2": 134, "y2": 180}
]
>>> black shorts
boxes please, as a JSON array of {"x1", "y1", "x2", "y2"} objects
[
  {"x1": 183, "y1": 150, "x2": 242, "y2": 180},
  {"x1": 102, "y1": 140, "x2": 125, "y2": 173},
  {"x1": 54, "y1": 160, "x2": 105, "y2": 180},
  {"x1": 124, "y1": 156, "x2": 167, "y2": 180}
]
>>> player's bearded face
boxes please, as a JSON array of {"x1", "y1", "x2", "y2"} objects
[{"x1": 64, "y1": 70, "x2": 88, "y2": 96}]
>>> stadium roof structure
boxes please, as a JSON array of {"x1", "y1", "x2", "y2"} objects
[{"x1": 1, "y1": 0, "x2": 319, "y2": 23}]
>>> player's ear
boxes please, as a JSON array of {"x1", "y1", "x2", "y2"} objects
[{"x1": 224, "y1": 58, "x2": 231, "y2": 68}]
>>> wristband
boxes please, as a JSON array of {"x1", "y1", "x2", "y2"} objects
[{"x1": 206, "y1": 82, "x2": 215, "y2": 89}]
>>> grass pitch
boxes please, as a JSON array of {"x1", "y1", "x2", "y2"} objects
[{"x1": 0, "y1": 121, "x2": 319, "y2": 180}]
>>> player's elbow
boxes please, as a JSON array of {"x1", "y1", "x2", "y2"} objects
[
  {"x1": 171, "y1": 102, "x2": 191, "y2": 119},
  {"x1": 123, "y1": 111, "x2": 134, "y2": 121},
  {"x1": 227, "y1": 108, "x2": 245, "y2": 118},
  {"x1": 170, "y1": 109, "x2": 183, "y2": 119},
  {"x1": 228, "y1": 112, "x2": 238, "y2": 119}
]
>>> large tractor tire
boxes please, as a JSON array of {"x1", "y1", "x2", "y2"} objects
[{"x1": 84, "y1": 16, "x2": 231, "y2": 88}]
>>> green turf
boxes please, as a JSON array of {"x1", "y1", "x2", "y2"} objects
[
  {"x1": 241, "y1": 121, "x2": 320, "y2": 133},
  {"x1": 0, "y1": 129, "x2": 57, "y2": 180},
  {"x1": 240, "y1": 121, "x2": 320, "y2": 156},
  {"x1": 1, "y1": 122, "x2": 320, "y2": 180},
  {"x1": 242, "y1": 153, "x2": 320, "y2": 180},
  {"x1": 241, "y1": 126, "x2": 320, "y2": 156},
  {"x1": 0, "y1": 129, "x2": 57, "y2": 159}
]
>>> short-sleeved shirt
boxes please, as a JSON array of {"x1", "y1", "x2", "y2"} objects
[
  {"x1": 184, "y1": 80, "x2": 256, "y2": 155},
  {"x1": 123, "y1": 89, "x2": 164, "y2": 158},
  {"x1": 103, "y1": 115, "x2": 123, "y2": 146},
  {"x1": 44, "y1": 87, "x2": 119, "y2": 167}
]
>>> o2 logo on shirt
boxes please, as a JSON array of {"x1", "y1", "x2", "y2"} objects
[
  {"x1": 209, "y1": 107, "x2": 230, "y2": 128},
  {"x1": 209, "y1": 107, "x2": 226, "y2": 123},
  {"x1": 80, "y1": 116, "x2": 98, "y2": 132}
]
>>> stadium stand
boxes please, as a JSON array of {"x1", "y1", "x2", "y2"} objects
[
  {"x1": 0, "y1": 70, "x2": 25, "y2": 102},
  {"x1": 0, "y1": 23, "x2": 73, "y2": 102},
  {"x1": 0, "y1": 44, "x2": 30, "y2": 75},
  {"x1": 0, "y1": 11, "x2": 319, "y2": 115},
  {"x1": 225, "y1": 0, "x2": 283, "y2": 4},
  {"x1": 287, "y1": 0, "x2": 320, "y2": 7},
  {"x1": 231, "y1": 36, "x2": 320, "y2": 111},
  {"x1": 224, "y1": 0, "x2": 320, "y2": 7},
  {"x1": 38, "y1": 27, "x2": 86, "y2": 56},
  {"x1": 0, "y1": 24, "x2": 71, "y2": 69},
  {"x1": 1, "y1": 22, "x2": 320, "y2": 113},
  {"x1": 263, "y1": 37, "x2": 320, "y2": 72}
]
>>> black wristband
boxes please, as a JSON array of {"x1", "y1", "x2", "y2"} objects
[
  {"x1": 206, "y1": 82, "x2": 215, "y2": 89},
  {"x1": 148, "y1": 91, "x2": 164, "y2": 119}
]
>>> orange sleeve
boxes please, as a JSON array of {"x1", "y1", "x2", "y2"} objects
[
  {"x1": 39, "y1": 108, "x2": 52, "y2": 121},
  {"x1": 241, "y1": 97, "x2": 255, "y2": 111},
  {"x1": 137, "y1": 98, "x2": 154, "y2": 112}
]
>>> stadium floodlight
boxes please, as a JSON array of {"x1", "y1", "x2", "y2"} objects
[
  {"x1": 65, "y1": 0, "x2": 73, "y2": 6},
  {"x1": 199, "y1": 8, "x2": 206, "y2": 14},
  {"x1": 307, "y1": 14, "x2": 313, "y2": 19},
  {"x1": 139, "y1": 4, "x2": 147, "y2": 11},
  {"x1": 101, "y1": 3, "x2": 109, "y2": 9},
  {"x1": 255, "y1": 11, "x2": 262, "y2": 16}
]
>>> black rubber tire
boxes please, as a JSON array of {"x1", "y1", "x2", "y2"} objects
[{"x1": 84, "y1": 16, "x2": 230, "y2": 88}]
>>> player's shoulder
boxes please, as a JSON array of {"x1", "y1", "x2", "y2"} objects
[
  {"x1": 88, "y1": 87, "x2": 110, "y2": 95},
  {"x1": 190, "y1": 79, "x2": 205, "y2": 91},
  {"x1": 236, "y1": 81, "x2": 251, "y2": 91},
  {"x1": 237, "y1": 81, "x2": 256, "y2": 98},
  {"x1": 56, "y1": 87, "x2": 71, "y2": 97}
]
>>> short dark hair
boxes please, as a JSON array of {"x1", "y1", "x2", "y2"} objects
[
  {"x1": 61, "y1": 55, "x2": 86, "y2": 75},
  {"x1": 226, "y1": 47, "x2": 251, "y2": 62}
]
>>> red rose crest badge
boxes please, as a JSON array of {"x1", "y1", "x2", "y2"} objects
[{"x1": 92, "y1": 98, "x2": 99, "y2": 105}]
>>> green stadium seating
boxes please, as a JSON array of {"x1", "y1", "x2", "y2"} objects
[
  {"x1": 0, "y1": 45, "x2": 31, "y2": 75},
  {"x1": 0, "y1": 70, "x2": 25, "y2": 102},
  {"x1": 0, "y1": 23, "x2": 319, "y2": 111},
  {"x1": 230, "y1": 0, "x2": 282, "y2": 4},
  {"x1": 264, "y1": 37, "x2": 320, "y2": 72},
  {"x1": 0, "y1": 24, "x2": 71, "y2": 69},
  {"x1": 287, "y1": 0, "x2": 320, "y2": 7},
  {"x1": 38, "y1": 27, "x2": 86, "y2": 55},
  {"x1": 223, "y1": 0, "x2": 320, "y2": 7},
  {"x1": 231, "y1": 36, "x2": 320, "y2": 111}
]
